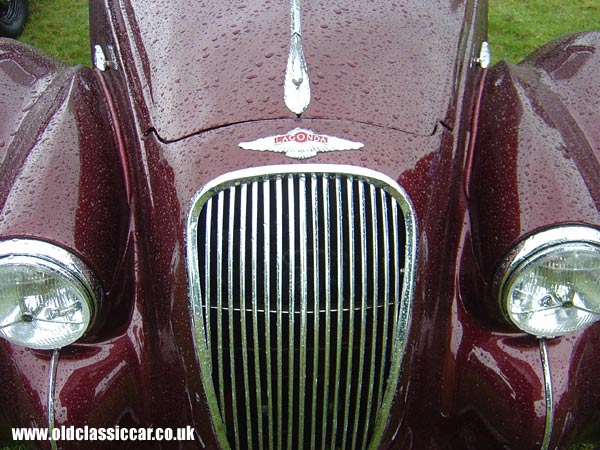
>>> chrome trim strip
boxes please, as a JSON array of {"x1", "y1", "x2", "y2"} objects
[
  {"x1": 203, "y1": 304, "x2": 386, "y2": 314},
  {"x1": 539, "y1": 338, "x2": 554, "y2": 450},
  {"x1": 367, "y1": 194, "x2": 409, "y2": 446},
  {"x1": 48, "y1": 348, "x2": 59, "y2": 450},
  {"x1": 186, "y1": 164, "x2": 418, "y2": 450},
  {"x1": 290, "y1": 0, "x2": 301, "y2": 36},
  {"x1": 285, "y1": 0, "x2": 311, "y2": 114},
  {"x1": 188, "y1": 200, "x2": 224, "y2": 442}
]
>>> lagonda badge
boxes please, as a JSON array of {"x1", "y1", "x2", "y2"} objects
[{"x1": 239, "y1": 128, "x2": 364, "y2": 159}]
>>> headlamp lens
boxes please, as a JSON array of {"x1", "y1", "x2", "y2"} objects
[
  {"x1": 0, "y1": 241, "x2": 99, "y2": 349},
  {"x1": 504, "y1": 243, "x2": 600, "y2": 337}
]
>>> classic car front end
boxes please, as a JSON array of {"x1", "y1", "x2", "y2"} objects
[{"x1": 0, "y1": 0, "x2": 599, "y2": 449}]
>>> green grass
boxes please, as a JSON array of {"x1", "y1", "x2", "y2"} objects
[
  {"x1": 489, "y1": 0, "x2": 600, "y2": 63},
  {"x1": 20, "y1": 0, "x2": 89, "y2": 66},
  {"x1": 7, "y1": 1, "x2": 600, "y2": 450}
]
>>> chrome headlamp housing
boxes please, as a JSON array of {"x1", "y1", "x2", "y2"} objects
[
  {"x1": 0, "y1": 239, "x2": 102, "y2": 349},
  {"x1": 495, "y1": 225, "x2": 600, "y2": 338}
]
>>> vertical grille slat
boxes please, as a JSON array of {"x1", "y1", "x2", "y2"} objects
[
  {"x1": 309, "y1": 174, "x2": 320, "y2": 450},
  {"x1": 361, "y1": 184, "x2": 379, "y2": 450},
  {"x1": 287, "y1": 175, "x2": 296, "y2": 450},
  {"x1": 330, "y1": 175, "x2": 344, "y2": 450},
  {"x1": 204, "y1": 198, "x2": 213, "y2": 375},
  {"x1": 391, "y1": 200, "x2": 401, "y2": 345},
  {"x1": 239, "y1": 184, "x2": 255, "y2": 450},
  {"x1": 341, "y1": 178, "x2": 355, "y2": 450},
  {"x1": 320, "y1": 175, "x2": 331, "y2": 450},
  {"x1": 275, "y1": 177, "x2": 284, "y2": 450},
  {"x1": 227, "y1": 188, "x2": 241, "y2": 450},
  {"x1": 351, "y1": 180, "x2": 367, "y2": 450},
  {"x1": 188, "y1": 167, "x2": 415, "y2": 450},
  {"x1": 216, "y1": 193, "x2": 226, "y2": 424},
  {"x1": 263, "y1": 179, "x2": 274, "y2": 450},
  {"x1": 298, "y1": 174, "x2": 308, "y2": 450},
  {"x1": 250, "y1": 182, "x2": 263, "y2": 449},
  {"x1": 376, "y1": 189, "x2": 391, "y2": 422}
]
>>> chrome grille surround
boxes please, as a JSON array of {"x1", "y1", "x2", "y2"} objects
[{"x1": 186, "y1": 165, "x2": 417, "y2": 450}]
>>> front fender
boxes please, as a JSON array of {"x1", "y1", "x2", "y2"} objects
[
  {"x1": 0, "y1": 39, "x2": 144, "y2": 448},
  {"x1": 467, "y1": 31, "x2": 600, "y2": 448},
  {"x1": 470, "y1": 31, "x2": 600, "y2": 281},
  {"x1": 0, "y1": 38, "x2": 130, "y2": 287}
]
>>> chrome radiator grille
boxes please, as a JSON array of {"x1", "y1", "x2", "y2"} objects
[{"x1": 187, "y1": 166, "x2": 416, "y2": 450}]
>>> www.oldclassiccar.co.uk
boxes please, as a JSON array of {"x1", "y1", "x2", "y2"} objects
[{"x1": 12, "y1": 425, "x2": 196, "y2": 443}]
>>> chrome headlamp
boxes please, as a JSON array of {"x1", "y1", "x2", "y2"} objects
[
  {"x1": 0, "y1": 239, "x2": 101, "y2": 349},
  {"x1": 495, "y1": 226, "x2": 600, "y2": 338}
]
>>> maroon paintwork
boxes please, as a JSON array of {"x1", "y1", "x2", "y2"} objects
[{"x1": 0, "y1": 0, "x2": 599, "y2": 449}]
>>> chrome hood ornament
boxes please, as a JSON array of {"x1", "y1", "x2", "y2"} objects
[
  {"x1": 284, "y1": 0, "x2": 311, "y2": 115},
  {"x1": 239, "y1": 128, "x2": 364, "y2": 159}
]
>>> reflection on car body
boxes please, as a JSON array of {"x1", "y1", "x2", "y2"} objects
[{"x1": 0, "y1": 0, "x2": 599, "y2": 449}]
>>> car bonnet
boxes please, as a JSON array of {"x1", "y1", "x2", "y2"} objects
[{"x1": 119, "y1": 0, "x2": 468, "y2": 142}]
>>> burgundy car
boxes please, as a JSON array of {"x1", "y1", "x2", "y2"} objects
[{"x1": 0, "y1": 1, "x2": 599, "y2": 449}]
